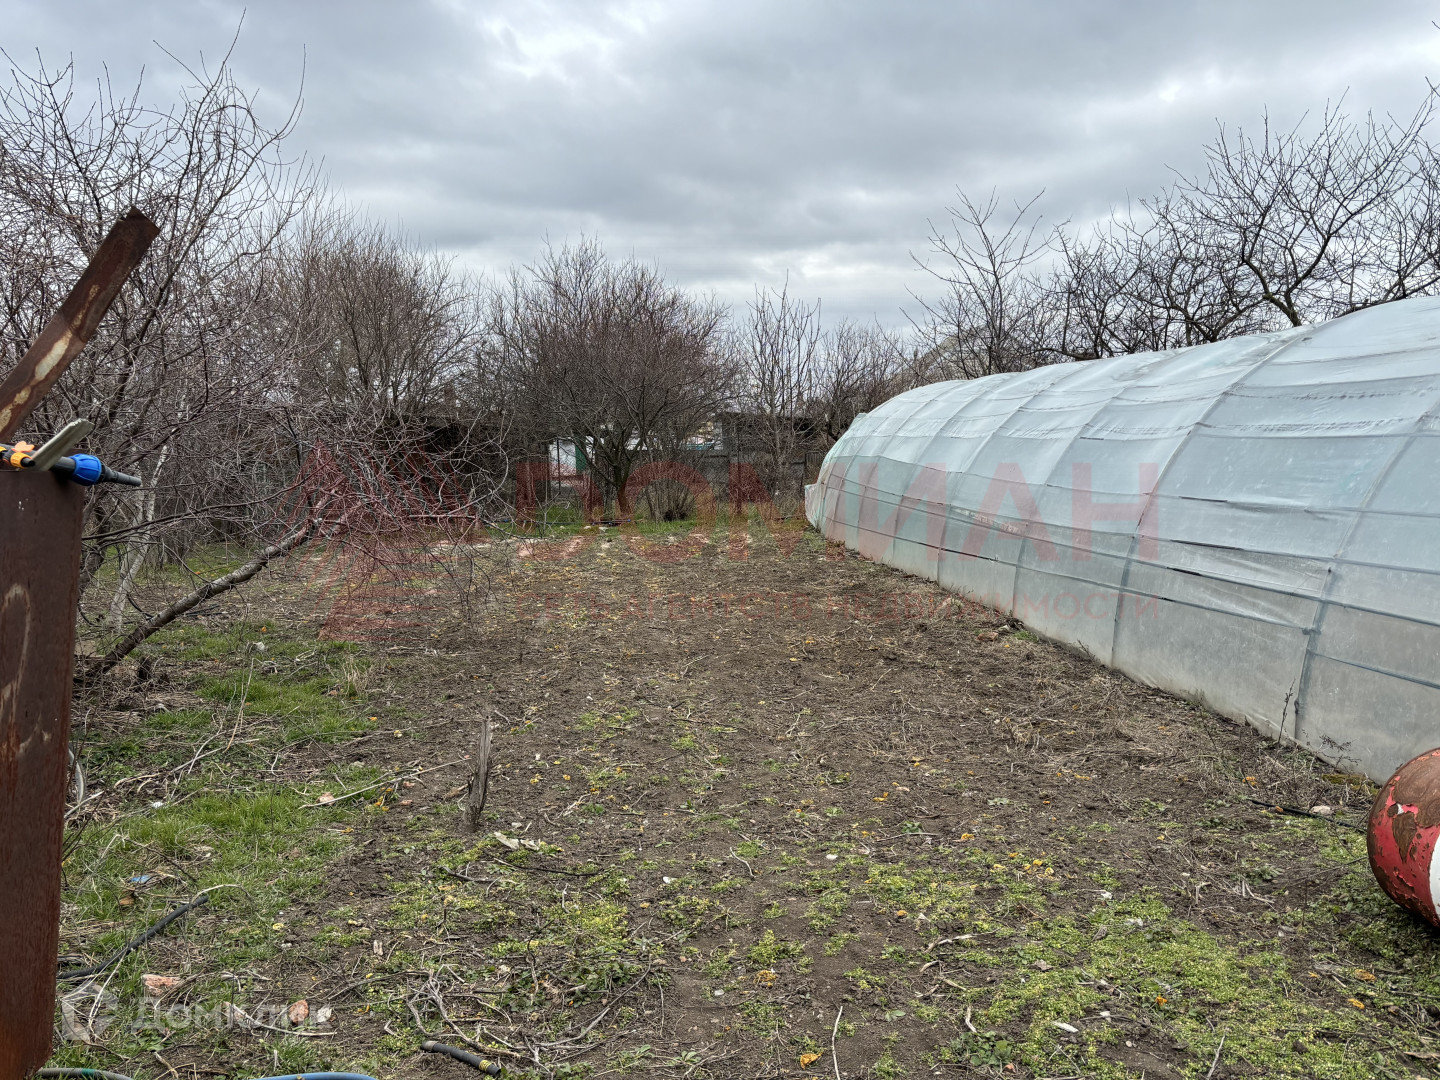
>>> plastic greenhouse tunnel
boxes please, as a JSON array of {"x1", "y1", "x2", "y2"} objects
[{"x1": 807, "y1": 295, "x2": 1440, "y2": 783}]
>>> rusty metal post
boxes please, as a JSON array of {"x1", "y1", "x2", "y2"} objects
[
  {"x1": 0, "y1": 208, "x2": 159, "y2": 442},
  {"x1": 0, "y1": 472, "x2": 84, "y2": 1080},
  {"x1": 0, "y1": 208, "x2": 156, "y2": 1080}
]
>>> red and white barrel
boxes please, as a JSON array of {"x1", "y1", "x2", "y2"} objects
[{"x1": 1368, "y1": 747, "x2": 1440, "y2": 928}]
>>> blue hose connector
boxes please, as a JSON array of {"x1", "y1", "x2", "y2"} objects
[{"x1": 68, "y1": 454, "x2": 104, "y2": 485}]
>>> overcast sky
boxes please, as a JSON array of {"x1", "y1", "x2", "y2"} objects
[{"x1": 6, "y1": 1, "x2": 1440, "y2": 327}]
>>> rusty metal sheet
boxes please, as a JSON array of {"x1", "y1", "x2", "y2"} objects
[
  {"x1": 0, "y1": 207, "x2": 158, "y2": 442},
  {"x1": 0, "y1": 471, "x2": 84, "y2": 1079}
]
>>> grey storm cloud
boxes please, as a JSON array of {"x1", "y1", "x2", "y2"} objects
[{"x1": 6, "y1": 0, "x2": 1440, "y2": 326}]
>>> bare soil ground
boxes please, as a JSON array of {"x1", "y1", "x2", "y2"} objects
[{"x1": 54, "y1": 525, "x2": 1440, "y2": 1080}]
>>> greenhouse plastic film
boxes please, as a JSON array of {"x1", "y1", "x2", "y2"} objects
[{"x1": 806, "y1": 296, "x2": 1440, "y2": 782}]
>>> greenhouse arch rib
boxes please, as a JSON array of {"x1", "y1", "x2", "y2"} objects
[
  {"x1": 1100, "y1": 326, "x2": 1314, "y2": 674},
  {"x1": 1289, "y1": 370, "x2": 1440, "y2": 747}
]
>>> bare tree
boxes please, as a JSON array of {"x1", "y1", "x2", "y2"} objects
[
  {"x1": 735, "y1": 282, "x2": 822, "y2": 498},
  {"x1": 282, "y1": 208, "x2": 485, "y2": 418},
  {"x1": 914, "y1": 92, "x2": 1440, "y2": 384},
  {"x1": 1174, "y1": 98, "x2": 1440, "y2": 327},
  {"x1": 811, "y1": 319, "x2": 905, "y2": 449},
  {"x1": 0, "y1": 45, "x2": 508, "y2": 671},
  {"x1": 0, "y1": 44, "x2": 316, "y2": 618},
  {"x1": 912, "y1": 190, "x2": 1059, "y2": 379},
  {"x1": 1049, "y1": 200, "x2": 1271, "y2": 358},
  {"x1": 489, "y1": 238, "x2": 731, "y2": 518}
]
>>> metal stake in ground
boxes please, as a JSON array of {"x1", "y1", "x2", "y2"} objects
[
  {"x1": 466, "y1": 716, "x2": 494, "y2": 832},
  {"x1": 0, "y1": 472, "x2": 85, "y2": 1080},
  {"x1": 0, "y1": 208, "x2": 157, "y2": 1080}
]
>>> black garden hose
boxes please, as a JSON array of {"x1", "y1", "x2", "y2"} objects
[
  {"x1": 421, "y1": 1040, "x2": 504, "y2": 1075},
  {"x1": 56, "y1": 893, "x2": 210, "y2": 983}
]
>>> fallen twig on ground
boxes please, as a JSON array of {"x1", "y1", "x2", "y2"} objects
[{"x1": 304, "y1": 757, "x2": 467, "y2": 807}]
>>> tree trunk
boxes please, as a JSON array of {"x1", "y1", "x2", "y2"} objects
[
  {"x1": 108, "y1": 439, "x2": 171, "y2": 631},
  {"x1": 91, "y1": 517, "x2": 317, "y2": 676}
]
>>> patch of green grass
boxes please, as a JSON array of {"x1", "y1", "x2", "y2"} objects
[
  {"x1": 746, "y1": 929, "x2": 805, "y2": 969},
  {"x1": 149, "y1": 619, "x2": 351, "y2": 663},
  {"x1": 199, "y1": 670, "x2": 365, "y2": 742},
  {"x1": 739, "y1": 1000, "x2": 785, "y2": 1036},
  {"x1": 968, "y1": 879, "x2": 1422, "y2": 1079},
  {"x1": 54, "y1": 622, "x2": 379, "y2": 1073},
  {"x1": 871, "y1": 1049, "x2": 907, "y2": 1078},
  {"x1": 576, "y1": 708, "x2": 639, "y2": 738}
]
